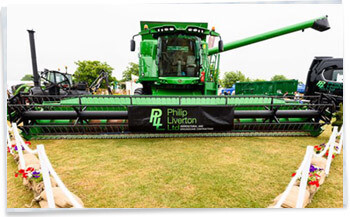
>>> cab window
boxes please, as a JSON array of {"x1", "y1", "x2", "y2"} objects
[
  {"x1": 159, "y1": 36, "x2": 199, "y2": 77},
  {"x1": 323, "y1": 68, "x2": 343, "y2": 82}
]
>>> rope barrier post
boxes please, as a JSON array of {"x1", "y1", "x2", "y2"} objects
[
  {"x1": 296, "y1": 146, "x2": 313, "y2": 208},
  {"x1": 11, "y1": 123, "x2": 38, "y2": 154},
  {"x1": 42, "y1": 150, "x2": 83, "y2": 208},
  {"x1": 7, "y1": 125, "x2": 13, "y2": 154},
  {"x1": 37, "y1": 145, "x2": 55, "y2": 208},
  {"x1": 325, "y1": 128, "x2": 337, "y2": 176},
  {"x1": 336, "y1": 127, "x2": 343, "y2": 154},
  {"x1": 12, "y1": 123, "x2": 26, "y2": 169},
  {"x1": 273, "y1": 146, "x2": 311, "y2": 208}
]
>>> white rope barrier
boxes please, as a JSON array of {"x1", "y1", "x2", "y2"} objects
[
  {"x1": 273, "y1": 126, "x2": 343, "y2": 208},
  {"x1": 40, "y1": 150, "x2": 83, "y2": 208},
  {"x1": 325, "y1": 136, "x2": 336, "y2": 176},
  {"x1": 7, "y1": 126, "x2": 13, "y2": 154},
  {"x1": 12, "y1": 123, "x2": 38, "y2": 154},
  {"x1": 273, "y1": 146, "x2": 312, "y2": 208},
  {"x1": 296, "y1": 146, "x2": 313, "y2": 208},
  {"x1": 313, "y1": 127, "x2": 337, "y2": 158},
  {"x1": 37, "y1": 145, "x2": 55, "y2": 208},
  {"x1": 8, "y1": 124, "x2": 83, "y2": 208},
  {"x1": 335, "y1": 127, "x2": 343, "y2": 155},
  {"x1": 13, "y1": 126, "x2": 26, "y2": 169},
  {"x1": 337, "y1": 126, "x2": 343, "y2": 137}
]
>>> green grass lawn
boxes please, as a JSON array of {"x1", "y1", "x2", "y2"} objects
[{"x1": 7, "y1": 126, "x2": 343, "y2": 208}]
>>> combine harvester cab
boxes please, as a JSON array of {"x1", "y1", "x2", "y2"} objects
[{"x1": 8, "y1": 16, "x2": 336, "y2": 140}]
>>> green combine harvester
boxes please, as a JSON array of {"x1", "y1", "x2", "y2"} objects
[{"x1": 8, "y1": 16, "x2": 336, "y2": 139}]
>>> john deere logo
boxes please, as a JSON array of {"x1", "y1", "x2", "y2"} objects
[
  {"x1": 178, "y1": 79, "x2": 183, "y2": 83},
  {"x1": 149, "y1": 109, "x2": 164, "y2": 130}
]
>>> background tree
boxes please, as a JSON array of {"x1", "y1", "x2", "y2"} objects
[
  {"x1": 21, "y1": 74, "x2": 33, "y2": 81},
  {"x1": 122, "y1": 62, "x2": 139, "y2": 81},
  {"x1": 253, "y1": 78, "x2": 266, "y2": 82},
  {"x1": 221, "y1": 71, "x2": 249, "y2": 88},
  {"x1": 270, "y1": 75, "x2": 288, "y2": 81},
  {"x1": 73, "y1": 60, "x2": 116, "y2": 88}
]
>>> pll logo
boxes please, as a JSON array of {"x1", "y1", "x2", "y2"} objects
[{"x1": 149, "y1": 108, "x2": 164, "y2": 130}]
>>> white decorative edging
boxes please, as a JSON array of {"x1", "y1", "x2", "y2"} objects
[
  {"x1": 7, "y1": 123, "x2": 84, "y2": 209},
  {"x1": 272, "y1": 126, "x2": 342, "y2": 208}
]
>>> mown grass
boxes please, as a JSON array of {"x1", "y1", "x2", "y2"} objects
[{"x1": 7, "y1": 126, "x2": 342, "y2": 208}]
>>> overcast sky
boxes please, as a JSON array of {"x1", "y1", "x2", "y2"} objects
[{"x1": 6, "y1": 3, "x2": 343, "y2": 83}]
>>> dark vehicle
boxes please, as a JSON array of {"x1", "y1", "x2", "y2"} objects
[{"x1": 304, "y1": 57, "x2": 343, "y2": 106}]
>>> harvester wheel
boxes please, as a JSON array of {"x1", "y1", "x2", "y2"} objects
[{"x1": 134, "y1": 88, "x2": 144, "y2": 95}]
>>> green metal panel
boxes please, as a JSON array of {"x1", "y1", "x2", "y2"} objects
[
  {"x1": 140, "y1": 40, "x2": 158, "y2": 79},
  {"x1": 50, "y1": 95, "x2": 293, "y2": 107},
  {"x1": 235, "y1": 80, "x2": 298, "y2": 95},
  {"x1": 150, "y1": 88, "x2": 203, "y2": 96}
]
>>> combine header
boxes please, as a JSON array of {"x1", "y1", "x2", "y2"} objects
[{"x1": 8, "y1": 16, "x2": 336, "y2": 140}]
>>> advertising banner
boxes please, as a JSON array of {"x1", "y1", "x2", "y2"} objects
[{"x1": 128, "y1": 106, "x2": 234, "y2": 132}]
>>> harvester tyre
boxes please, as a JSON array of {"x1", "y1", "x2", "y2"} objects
[{"x1": 134, "y1": 88, "x2": 144, "y2": 95}]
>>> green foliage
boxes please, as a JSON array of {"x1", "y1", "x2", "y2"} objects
[
  {"x1": 122, "y1": 62, "x2": 139, "y2": 81},
  {"x1": 31, "y1": 173, "x2": 43, "y2": 183},
  {"x1": 73, "y1": 60, "x2": 116, "y2": 88},
  {"x1": 253, "y1": 79, "x2": 266, "y2": 82},
  {"x1": 332, "y1": 103, "x2": 343, "y2": 128},
  {"x1": 21, "y1": 74, "x2": 33, "y2": 81},
  {"x1": 270, "y1": 75, "x2": 288, "y2": 81},
  {"x1": 221, "y1": 71, "x2": 249, "y2": 88}
]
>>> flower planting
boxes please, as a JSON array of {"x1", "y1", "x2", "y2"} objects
[{"x1": 15, "y1": 167, "x2": 43, "y2": 183}]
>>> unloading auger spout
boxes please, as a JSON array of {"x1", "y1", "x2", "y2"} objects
[{"x1": 208, "y1": 16, "x2": 330, "y2": 55}]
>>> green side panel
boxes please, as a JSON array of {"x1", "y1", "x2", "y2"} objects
[
  {"x1": 42, "y1": 95, "x2": 292, "y2": 107},
  {"x1": 227, "y1": 97, "x2": 285, "y2": 105},
  {"x1": 204, "y1": 82, "x2": 218, "y2": 95},
  {"x1": 132, "y1": 97, "x2": 179, "y2": 105},
  {"x1": 181, "y1": 97, "x2": 226, "y2": 105},
  {"x1": 140, "y1": 40, "x2": 158, "y2": 79},
  {"x1": 151, "y1": 88, "x2": 203, "y2": 96},
  {"x1": 235, "y1": 80, "x2": 298, "y2": 95}
]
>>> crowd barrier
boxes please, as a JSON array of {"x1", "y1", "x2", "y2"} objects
[
  {"x1": 7, "y1": 123, "x2": 84, "y2": 208},
  {"x1": 271, "y1": 126, "x2": 343, "y2": 208}
]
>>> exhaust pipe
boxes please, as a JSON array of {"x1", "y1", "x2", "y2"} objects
[{"x1": 27, "y1": 30, "x2": 40, "y2": 87}]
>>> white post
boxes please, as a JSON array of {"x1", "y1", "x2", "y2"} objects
[
  {"x1": 7, "y1": 126, "x2": 13, "y2": 154},
  {"x1": 13, "y1": 125, "x2": 26, "y2": 169},
  {"x1": 296, "y1": 146, "x2": 313, "y2": 208},
  {"x1": 335, "y1": 127, "x2": 344, "y2": 154},
  {"x1": 337, "y1": 126, "x2": 343, "y2": 137},
  {"x1": 42, "y1": 150, "x2": 83, "y2": 208},
  {"x1": 314, "y1": 128, "x2": 337, "y2": 158},
  {"x1": 37, "y1": 145, "x2": 55, "y2": 208},
  {"x1": 325, "y1": 135, "x2": 336, "y2": 176},
  {"x1": 274, "y1": 147, "x2": 311, "y2": 208},
  {"x1": 11, "y1": 123, "x2": 37, "y2": 154}
]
